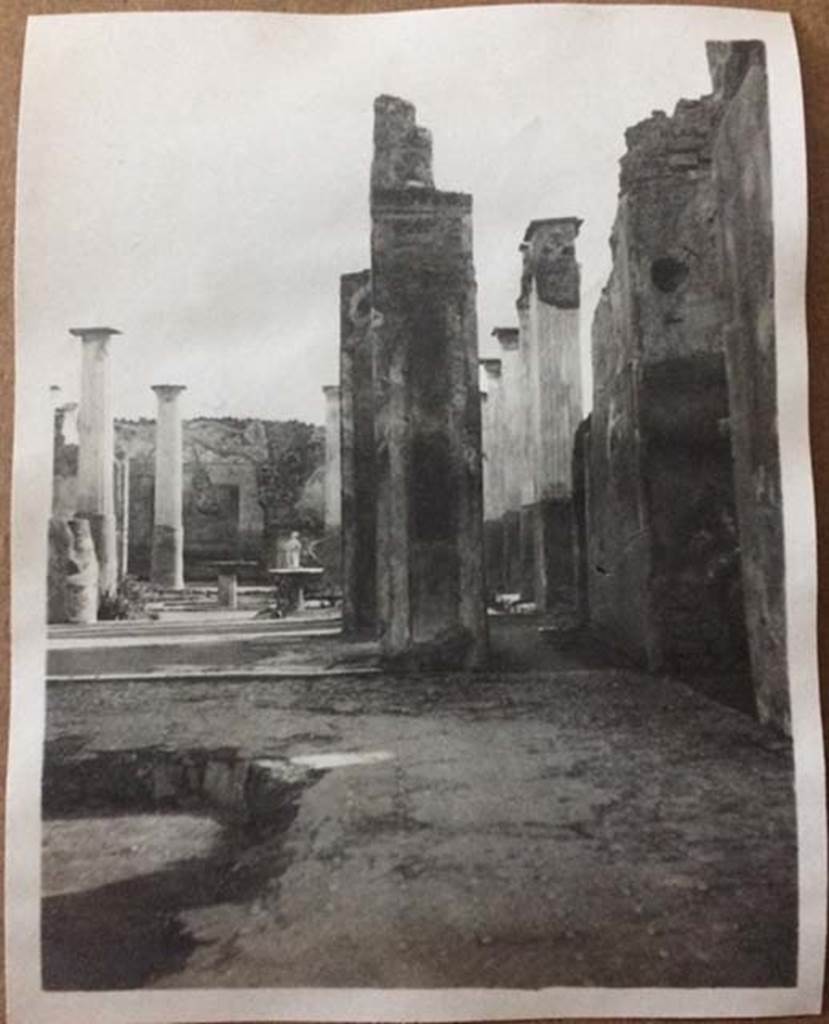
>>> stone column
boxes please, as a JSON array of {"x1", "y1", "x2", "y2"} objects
[
  {"x1": 70, "y1": 326, "x2": 122, "y2": 600},
  {"x1": 492, "y1": 327, "x2": 521, "y2": 593},
  {"x1": 52, "y1": 401, "x2": 79, "y2": 517},
  {"x1": 371, "y1": 95, "x2": 487, "y2": 667},
  {"x1": 480, "y1": 358, "x2": 505, "y2": 595},
  {"x1": 322, "y1": 384, "x2": 343, "y2": 589},
  {"x1": 340, "y1": 269, "x2": 377, "y2": 635},
  {"x1": 518, "y1": 217, "x2": 583, "y2": 611},
  {"x1": 322, "y1": 385, "x2": 342, "y2": 531},
  {"x1": 150, "y1": 385, "x2": 187, "y2": 590},
  {"x1": 114, "y1": 453, "x2": 130, "y2": 580}
]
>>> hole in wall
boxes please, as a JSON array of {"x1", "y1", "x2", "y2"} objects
[{"x1": 650, "y1": 256, "x2": 689, "y2": 294}]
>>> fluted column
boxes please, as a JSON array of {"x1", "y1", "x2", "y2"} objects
[
  {"x1": 70, "y1": 326, "x2": 121, "y2": 600},
  {"x1": 150, "y1": 385, "x2": 186, "y2": 589}
]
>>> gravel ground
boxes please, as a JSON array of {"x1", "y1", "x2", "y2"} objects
[{"x1": 42, "y1": 622, "x2": 796, "y2": 991}]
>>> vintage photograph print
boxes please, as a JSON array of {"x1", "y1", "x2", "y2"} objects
[{"x1": 7, "y1": 5, "x2": 825, "y2": 1023}]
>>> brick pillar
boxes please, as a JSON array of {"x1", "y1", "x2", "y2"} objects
[
  {"x1": 371, "y1": 95, "x2": 487, "y2": 667},
  {"x1": 70, "y1": 326, "x2": 122, "y2": 601},
  {"x1": 340, "y1": 269, "x2": 377, "y2": 635}
]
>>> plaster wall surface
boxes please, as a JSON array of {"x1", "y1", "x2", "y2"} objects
[{"x1": 709, "y1": 41, "x2": 788, "y2": 732}]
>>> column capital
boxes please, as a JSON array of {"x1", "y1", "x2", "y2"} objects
[
  {"x1": 151, "y1": 384, "x2": 187, "y2": 402},
  {"x1": 479, "y1": 358, "x2": 503, "y2": 379},
  {"x1": 491, "y1": 327, "x2": 519, "y2": 351},
  {"x1": 69, "y1": 326, "x2": 122, "y2": 341},
  {"x1": 521, "y1": 217, "x2": 583, "y2": 246}
]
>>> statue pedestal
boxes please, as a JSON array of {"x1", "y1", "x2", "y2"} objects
[
  {"x1": 208, "y1": 560, "x2": 258, "y2": 609},
  {"x1": 268, "y1": 567, "x2": 324, "y2": 613}
]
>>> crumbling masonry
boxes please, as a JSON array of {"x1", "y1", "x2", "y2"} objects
[
  {"x1": 580, "y1": 40, "x2": 786, "y2": 731},
  {"x1": 339, "y1": 96, "x2": 488, "y2": 665}
]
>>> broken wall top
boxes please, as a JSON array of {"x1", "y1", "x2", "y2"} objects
[
  {"x1": 518, "y1": 217, "x2": 582, "y2": 310},
  {"x1": 707, "y1": 40, "x2": 766, "y2": 101},
  {"x1": 371, "y1": 95, "x2": 434, "y2": 194}
]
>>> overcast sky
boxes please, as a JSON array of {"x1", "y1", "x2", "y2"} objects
[{"x1": 18, "y1": 6, "x2": 769, "y2": 425}]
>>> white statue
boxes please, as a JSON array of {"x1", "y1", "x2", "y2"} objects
[{"x1": 285, "y1": 531, "x2": 302, "y2": 569}]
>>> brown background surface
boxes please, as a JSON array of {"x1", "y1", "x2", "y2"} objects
[{"x1": 0, "y1": 0, "x2": 826, "y2": 1022}]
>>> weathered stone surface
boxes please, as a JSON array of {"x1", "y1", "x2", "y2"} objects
[
  {"x1": 48, "y1": 516, "x2": 99, "y2": 624},
  {"x1": 587, "y1": 56, "x2": 750, "y2": 696},
  {"x1": 340, "y1": 269, "x2": 377, "y2": 634},
  {"x1": 371, "y1": 97, "x2": 486, "y2": 666},
  {"x1": 709, "y1": 41, "x2": 788, "y2": 732}
]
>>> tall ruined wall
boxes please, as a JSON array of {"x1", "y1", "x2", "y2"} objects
[
  {"x1": 371, "y1": 95, "x2": 487, "y2": 666},
  {"x1": 709, "y1": 41, "x2": 788, "y2": 731},
  {"x1": 588, "y1": 72, "x2": 750, "y2": 689}
]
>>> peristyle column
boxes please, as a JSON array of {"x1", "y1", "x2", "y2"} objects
[
  {"x1": 150, "y1": 385, "x2": 187, "y2": 590},
  {"x1": 70, "y1": 326, "x2": 122, "y2": 600},
  {"x1": 492, "y1": 327, "x2": 522, "y2": 593},
  {"x1": 114, "y1": 452, "x2": 130, "y2": 581},
  {"x1": 322, "y1": 385, "x2": 342, "y2": 531}
]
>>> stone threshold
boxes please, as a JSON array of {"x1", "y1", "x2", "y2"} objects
[{"x1": 47, "y1": 666, "x2": 382, "y2": 684}]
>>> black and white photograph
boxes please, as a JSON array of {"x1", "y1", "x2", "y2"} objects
[{"x1": 6, "y1": 4, "x2": 826, "y2": 1022}]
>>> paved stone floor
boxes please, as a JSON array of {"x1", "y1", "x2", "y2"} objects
[{"x1": 42, "y1": 618, "x2": 796, "y2": 991}]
